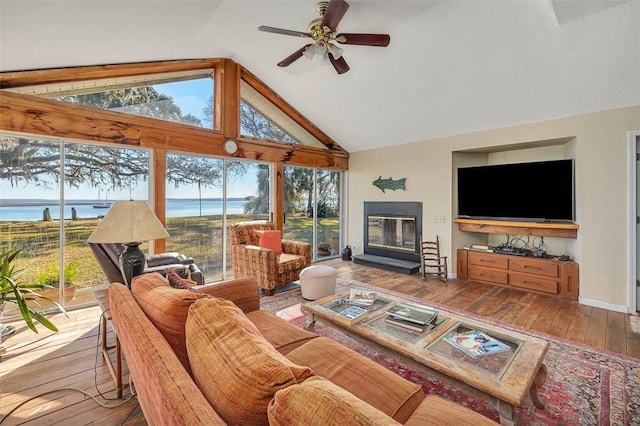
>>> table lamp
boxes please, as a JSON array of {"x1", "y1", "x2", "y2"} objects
[{"x1": 87, "y1": 200, "x2": 169, "y2": 287}]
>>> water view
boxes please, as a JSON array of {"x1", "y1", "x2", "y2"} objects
[{"x1": 0, "y1": 198, "x2": 247, "y2": 221}]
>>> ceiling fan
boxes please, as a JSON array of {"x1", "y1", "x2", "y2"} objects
[{"x1": 258, "y1": 0, "x2": 390, "y2": 74}]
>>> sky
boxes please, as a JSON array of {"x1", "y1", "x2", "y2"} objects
[
  {"x1": 0, "y1": 168, "x2": 259, "y2": 200},
  {"x1": 155, "y1": 78, "x2": 213, "y2": 125},
  {"x1": 0, "y1": 77, "x2": 260, "y2": 200}
]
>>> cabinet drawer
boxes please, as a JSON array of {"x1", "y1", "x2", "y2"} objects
[
  {"x1": 510, "y1": 258, "x2": 559, "y2": 278},
  {"x1": 510, "y1": 273, "x2": 558, "y2": 294},
  {"x1": 469, "y1": 266, "x2": 509, "y2": 285},
  {"x1": 468, "y1": 252, "x2": 509, "y2": 269}
]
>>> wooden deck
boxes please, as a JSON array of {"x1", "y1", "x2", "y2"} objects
[{"x1": 1, "y1": 259, "x2": 639, "y2": 425}]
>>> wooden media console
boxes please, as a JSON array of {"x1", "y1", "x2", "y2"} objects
[{"x1": 457, "y1": 249, "x2": 579, "y2": 300}]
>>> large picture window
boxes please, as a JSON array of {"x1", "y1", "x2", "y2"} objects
[
  {"x1": 0, "y1": 61, "x2": 347, "y2": 315},
  {"x1": 0, "y1": 133, "x2": 151, "y2": 310},
  {"x1": 165, "y1": 153, "x2": 271, "y2": 281}
]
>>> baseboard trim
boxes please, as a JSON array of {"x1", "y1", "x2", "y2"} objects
[{"x1": 579, "y1": 297, "x2": 629, "y2": 314}]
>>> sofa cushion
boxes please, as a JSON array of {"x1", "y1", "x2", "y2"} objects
[
  {"x1": 246, "y1": 309, "x2": 318, "y2": 354},
  {"x1": 285, "y1": 337, "x2": 424, "y2": 423},
  {"x1": 405, "y1": 394, "x2": 499, "y2": 425},
  {"x1": 256, "y1": 229, "x2": 282, "y2": 254},
  {"x1": 131, "y1": 272, "x2": 207, "y2": 374},
  {"x1": 186, "y1": 297, "x2": 315, "y2": 425},
  {"x1": 268, "y1": 376, "x2": 402, "y2": 425},
  {"x1": 277, "y1": 252, "x2": 308, "y2": 273}
]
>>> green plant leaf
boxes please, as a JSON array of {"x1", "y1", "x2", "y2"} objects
[
  {"x1": 28, "y1": 310, "x2": 59, "y2": 333},
  {"x1": 1, "y1": 248, "x2": 65, "y2": 334}
]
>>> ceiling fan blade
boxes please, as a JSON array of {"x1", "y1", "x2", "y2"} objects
[
  {"x1": 335, "y1": 33, "x2": 390, "y2": 47},
  {"x1": 321, "y1": 0, "x2": 350, "y2": 30},
  {"x1": 258, "y1": 26, "x2": 312, "y2": 38},
  {"x1": 329, "y1": 55, "x2": 350, "y2": 74},
  {"x1": 277, "y1": 45, "x2": 312, "y2": 67}
]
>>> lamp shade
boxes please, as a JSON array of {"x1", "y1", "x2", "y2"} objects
[{"x1": 87, "y1": 201, "x2": 169, "y2": 244}]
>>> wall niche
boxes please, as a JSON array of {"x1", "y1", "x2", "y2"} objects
[{"x1": 451, "y1": 136, "x2": 578, "y2": 257}]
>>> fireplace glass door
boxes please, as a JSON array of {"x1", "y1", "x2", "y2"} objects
[{"x1": 367, "y1": 216, "x2": 416, "y2": 253}]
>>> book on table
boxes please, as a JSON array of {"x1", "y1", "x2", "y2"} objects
[
  {"x1": 336, "y1": 305, "x2": 368, "y2": 321},
  {"x1": 384, "y1": 315, "x2": 431, "y2": 332},
  {"x1": 443, "y1": 329, "x2": 511, "y2": 358},
  {"x1": 387, "y1": 303, "x2": 438, "y2": 325},
  {"x1": 348, "y1": 288, "x2": 377, "y2": 306}
]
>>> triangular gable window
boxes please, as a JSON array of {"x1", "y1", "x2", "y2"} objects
[{"x1": 240, "y1": 80, "x2": 326, "y2": 149}]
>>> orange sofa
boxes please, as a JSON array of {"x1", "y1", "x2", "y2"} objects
[{"x1": 108, "y1": 273, "x2": 498, "y2": 425}]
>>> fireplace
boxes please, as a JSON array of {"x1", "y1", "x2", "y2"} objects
[{"x1": 354, "y1": 201, "x2": 423, "y2": 274}]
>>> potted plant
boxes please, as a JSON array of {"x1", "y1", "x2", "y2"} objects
[
  {"x1": 0, "y1": 249, "x2": 66, "y2": 337},
  {"x1": 37, "y1": 260, "x2": 78, "y2": 304}
]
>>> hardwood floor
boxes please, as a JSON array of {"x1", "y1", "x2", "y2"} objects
[
  {"x1": 329, "y1": 259, "x2": 640, "y2": 359},
  {"x1": 1, "y1": 260, "x2": 639, "y2": 425}
]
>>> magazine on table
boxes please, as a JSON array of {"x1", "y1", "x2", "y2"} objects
[
  {"x1": 387, "y1": 303, "x2": 438, "y2": 325},
  {"x1": 348, "y1": 288, "x2": 377, "y2": 306},
  {"x1": 336, "y1": 305, "x2": 368, "y2": 321},
  {"x1": 443, "y1": 329, "x2": 511, "y2": 358}
]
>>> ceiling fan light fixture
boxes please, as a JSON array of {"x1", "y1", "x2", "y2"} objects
[
  {"x1": 319, "y1": 51, "x2": 331, "y2": 66},
  {"x1": 314, "y1": 41, "x2": 327, "y2": 55},
  {"x1": 303, "y1": 46, "x2": 316, "y2": 60},
  {"x1": 328, "y1": 43, "x2": 343, "y2": 59}
]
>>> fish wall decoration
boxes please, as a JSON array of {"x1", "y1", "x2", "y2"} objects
[{"x1": 372, "y1": 176, "x2": 406, "y2": 193}]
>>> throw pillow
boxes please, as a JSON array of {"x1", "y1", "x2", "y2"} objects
[
  {"x1": 131, "y1": 272, "x2": 207, "y2": 374},
  {"x1": 164, "y1": 267, "x2": 196, "y2": 290},
  {"x1": 255, "y1": 229, "x2": 282, "y2": 254},
  {"x1": 186, "y1": 297, "x2": 315, "y2": 425},
  {"x1": 268, "y1": 376, "x2": 401, "y2": 425}
]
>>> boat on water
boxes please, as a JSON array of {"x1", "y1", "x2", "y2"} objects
[
  {"x1": 92, "y1": 189, "x2": 112, "y2": 209},
  {"x1": 92, "y1": 202, "x2": 112, "y2": 209}
]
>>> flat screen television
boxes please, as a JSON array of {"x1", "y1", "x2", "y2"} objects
[{"x1": 457, "y1": 159, "x2": 574, "y2": 222}]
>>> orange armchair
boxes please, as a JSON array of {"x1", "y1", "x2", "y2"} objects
[{"x1": 229, "y1": 221, "x2": 312, "y2": 296}]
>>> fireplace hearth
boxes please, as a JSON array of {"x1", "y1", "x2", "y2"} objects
[{"x1": 353, "y1": 201, "x2": 422, "y2": 274}]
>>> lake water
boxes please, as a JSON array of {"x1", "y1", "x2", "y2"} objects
[{"x1": 0, "y1": 198, "x2": 247, "y2": 221}]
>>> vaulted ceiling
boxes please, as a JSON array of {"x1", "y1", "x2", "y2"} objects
[{"x1": 0, "y1": 0, "x2": 638, "y2": 153}]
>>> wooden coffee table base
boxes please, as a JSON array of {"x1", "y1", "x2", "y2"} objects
[{"x1": 530, "y1": 364, "x2": 548, "y2": 409}]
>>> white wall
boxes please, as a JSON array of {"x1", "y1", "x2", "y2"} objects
[{"x1": 348, "y1": 106, "x2": 640, "y2": 311}]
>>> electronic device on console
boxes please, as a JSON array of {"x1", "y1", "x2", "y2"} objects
[
  {"x1": 493, "y1": 245, "x2": 529, "y2": 256},
  {"x1": 531, "y1": 248, "x2": 547, "y2": 258}
]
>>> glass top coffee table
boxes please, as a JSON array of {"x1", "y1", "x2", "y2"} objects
[{"x1": 303, "y1": 289, "x2": 549, "y2": 426}]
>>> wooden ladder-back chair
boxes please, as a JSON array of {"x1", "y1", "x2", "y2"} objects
[{"x1": 420, "y1": 235, "x2": 448, "y2": 281}]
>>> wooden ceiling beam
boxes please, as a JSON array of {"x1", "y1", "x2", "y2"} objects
[
  {"x1": 0, "y1": 90, "x2": 347, "y2": 169},
  {"x1": 0, "y1": 59, "x2": 221, "y2": 89}
]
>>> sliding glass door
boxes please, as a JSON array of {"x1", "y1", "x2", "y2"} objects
[{"x1": 283, "y1": 166, "x2": 343, "y2": 260}]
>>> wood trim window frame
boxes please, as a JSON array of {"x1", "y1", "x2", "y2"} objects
[{"x1": 0, "y1": 59, "x2": 350, "y2": 248}]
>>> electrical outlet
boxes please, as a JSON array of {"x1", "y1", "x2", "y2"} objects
[{"x1": 433, "y1": 216, "x2": 446, "y2": 223}]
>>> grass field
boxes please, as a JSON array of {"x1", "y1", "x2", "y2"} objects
[{"x1": 0, "y1": 214, "x2": 339, "y2": 290}]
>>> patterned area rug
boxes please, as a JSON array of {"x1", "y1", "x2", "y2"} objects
[{"x1": 261, "y1": 279, "x2": 640, "y2": 426}]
